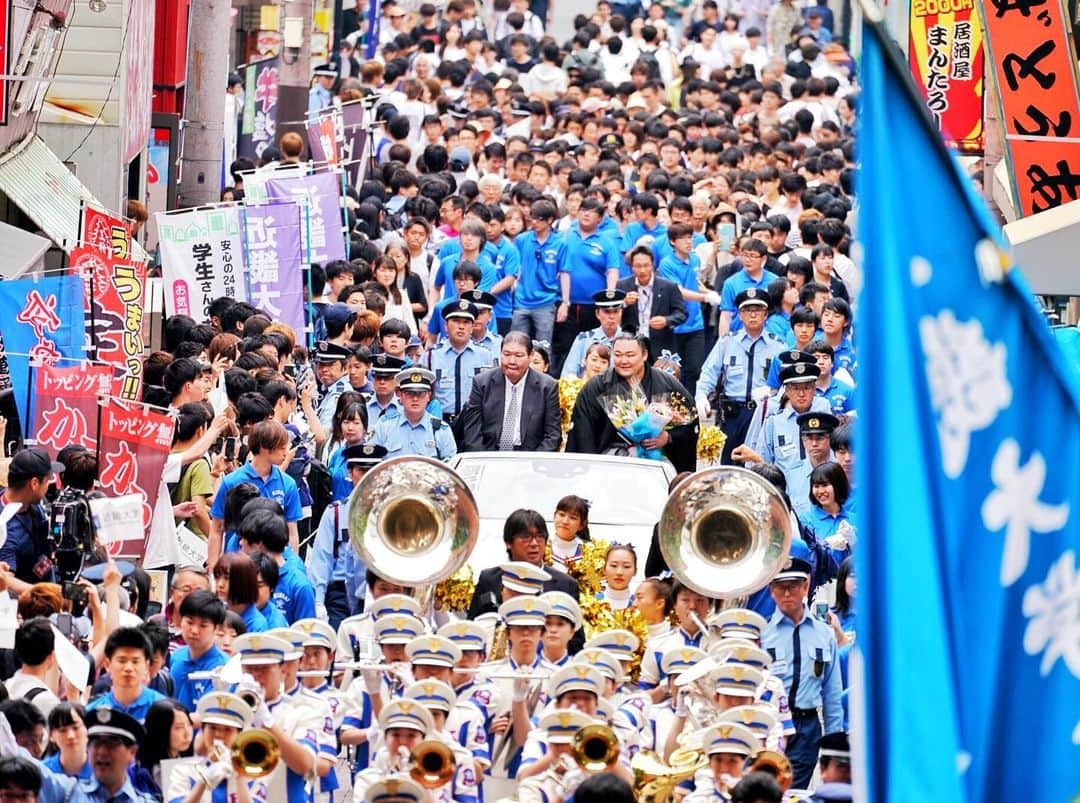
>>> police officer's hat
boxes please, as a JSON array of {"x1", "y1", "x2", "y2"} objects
[
  {"x1": 772, "y1": 555, "x2": 813, "y2": 582},
  {"x1": 395, "y1": 368, "x2": 436, "y2": 391},
  {"x1": 84, "y1": 707, "x2": 144, "y2": 744},
  {"x1": 778, "y1": 349, "x2": 818, "y2": 367},
  {"x1": 313, "y1": 64, "x2": 338, "y2": 78},
  {"x1": 735, "y1": 288, "x2": 769, "y2": 309},
  {"x1": 818, "y1": 731, "x2": 851, "y2": 762},
  {"x1": 371, "y1": 353, "x2": 407, "y2": 377},
  {"x1": 444, "y1": 299, "x2": 478, "y2": 321},
  {"x1": 796, "y1": 412, "x2": 839, "y2": 435},
  {"x1": 592, "y1": 288, "x2": 627, "y2": 309},
  {"x1": 342, "y1": 442, "x2": 388, "y2": 469},
  {"x1": 779, "y1": 361, "x2": 821, "y2": 384},
  {"x1": 597, "y1": 132, "x2": 624, "y2": 151},
  {"x1": 313, "y1": 340, "x2": 353, "y2": 363},
  {"x1": 460, "y1": 290, "x2": 496, "y2": 310}
]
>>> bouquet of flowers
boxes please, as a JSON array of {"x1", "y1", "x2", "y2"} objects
[{"x1": 600, "y1": 386, "x2": 695, "y2": 461}]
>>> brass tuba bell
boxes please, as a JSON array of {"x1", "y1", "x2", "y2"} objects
[
  {"x1": 348, "y1": 456, "x2": 480, "y2": 587},
  {"x1": 409, "y1": 739, "x2": 457, "y2": 788},
  {"x1": 231, "y1": 728, "x2": 279, "y2": 778},
  {"x1": 571, "y1": 723, "x2": 621, "y2": 772},
  {"x1": 746, "y1": 749, "x2": 794, "y2": 792},
  {"x1": 658, "y1": 467, "x2": 791, "y2": 599}
]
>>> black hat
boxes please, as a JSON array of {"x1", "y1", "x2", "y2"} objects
[
  {"x1": 342, "y1": 443, "x2": 389, "y2": 468},
  {"x1": 370, "y1": 354, "x2": 407, "y2": 376},
  {"x1": 777, "y1": 349, "x2": 817, "y2": 367},
  {"x1": 735, "y1": 287, "x2": 769, "y2": 309},
  {"x1": 598, "y1": 132, "x2": 624, "y2": 151},
  {"x1": 445, "y1": 299, "x2": 478, "y2": 321},
  {"x1": 85, "y1": 707, "x2": 145, "y2": 744},
  {"x1": 313, "y1": 64, "x2": 337, "y2": 78},
  {"x1": 772, "y1": 556, "x2": 813, "y2": 582},
  {"x1": 313, "y1": 341, "x2": 353, "y2": 363},
  {"x1": 592, "y1": 288, "x2": 627, "y2": 309},
  {"x1": 818, "y1": 731, "x2": 851, "y2": 762},
  {"x1": 811, "y1": 783, "x2": 854, "y2": 803},
  {"x1": 779, "y1": 361, "x2": 821, "y2": 384},
  {"x1": 395, "y1": 368, "x2": 436, "y2": 391},
  {"x1": 8, "y1": 447, "x2": 64, "y2": 485},
  {"x1": 460, "y1": 290, "x2": 496, "y2": 310},
  {"x1": 796, "y1": 412, "x2": 839, "y2": 435},
  {"x1": 323, "y1": 303, "x2": 358, "y2": 330}
]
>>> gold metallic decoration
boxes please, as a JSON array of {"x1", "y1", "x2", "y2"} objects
[
  {"x1": 434, "y1": 564, "x2": 476, "y2": 613},
  {"x1": 231, "y1": 729, "x2": 279, "y2": 778},
  {"x1": 558, "y1": 376, "x2": 585, "y2": 443},
  {"x1": 696, "y1": 424, "x2": 727, "y2": 464}
]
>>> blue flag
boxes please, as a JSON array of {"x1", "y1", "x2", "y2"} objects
[
  {"x1": 0, "y1": 276, "x2": 86, "y2": 436},
  {"x1": 856, "y1": 15, "x2": 1080, "y2": 803}
]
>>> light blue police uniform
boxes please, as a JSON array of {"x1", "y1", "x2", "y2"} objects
[
  {"x1": 369, "y1": 407, "x2": 458, "y2": 462},
  {"x1": 697, "y1": 328, "x2": 787, "y2": 406},
  {"x1": 752, "y1": 397, "x2": 832, "y2": 517},
  {"x1": 317, "y1": 373, "x2": 352, "y2": 431},
  {"x1": 719, "y1": 268, "x2": 780, "y2": 332},
  {"x1": 425, "y1": 339, "x2": 494, "y2": 418}
]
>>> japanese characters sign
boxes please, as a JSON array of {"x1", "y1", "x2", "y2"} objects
[
  {"x1": 264, "y1": 170, "x2": 347, "y2": 263},
  {"x1": 0, "y1": 277, "x2": 86, "y2": 431},
  {"x1": 978, "y1": 0, "x2": 1080, "y2": 215},
  {"x1": 73, "y1": 204, "x2": 148, "y2": 401},
  {"x1": 341, "y1": 100, "x2": 369, "y2": 187},
  {"x1": 243, "y1": 202, "x2": 306, "y2": 335},
  {"x1": 156, "y1": 206, "x2": 248, "y2": 321},
  {"x1": 96, "y1": 397, "x2": 175, "y2": 558},
  {"x1": 238, "y1": 56, "x2": 280, "y2": 161},
  {"x1": 31, "y1": 363, "x2": 112, "y2": 455},
  {"x1": 909, "y1": 0, "x2": 985, "y2": 152},
  {"x1": 306, "y1": 105, "x2": 343, "y2": 166}
]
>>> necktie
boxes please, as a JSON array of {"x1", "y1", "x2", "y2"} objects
[
  {"x1": 789, "y1": 621, "x2": 803, "y2": 707},
  {"x1": 454, "y1": 352, "x2": 463, "y2": 415},
  {"x1": 500, "y1": 384, "x2": 520, "y2": 450},
  {"x1": 744, "y1": 338, "x2": 758, "y2": 399},
  {"x1": 640, "y1": 285, "x2": 651, "y2": 322}
]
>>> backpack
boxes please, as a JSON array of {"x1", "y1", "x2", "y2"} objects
[
  {"x1": 307, "y1": 459, "x2": 334, "y2": 530},
  {"x1": 637, "y1": 49, "x2": 661, "y2": 80}
]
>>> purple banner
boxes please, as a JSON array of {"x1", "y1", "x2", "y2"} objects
[
  {"x1": 365, "y1": 0, "x2": 382, "y2": 60},
  {"x1": 243, "y1": 202, "x2": 306, "y2": 334},
  {"x1": 306, "y1": 106, "x2": 341, "y2": 166},
  {"x1": 264, "y1": 171, "x2": 347, "y2": 264},
  {"x1": 341, "y1": 100, "x2": 368, "y2": 187}
]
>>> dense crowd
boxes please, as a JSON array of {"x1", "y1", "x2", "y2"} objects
[{"x1": 0, "y1": 0, "x2": 861, "y2": 800}]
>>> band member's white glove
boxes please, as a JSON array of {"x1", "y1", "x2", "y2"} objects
[
  {"x1": 695, "y1": 396, "x2": 712, "y2": 421},
  {"x1": 252, "y1": 699, "x2": 276, "y2": 730},
  {"x1": 362, "y1": 667, "x2": 383, "y2": 696},
  {"x1": 674, "y1": 687, "x2": 691, "y2": 719},
  {"x1": 315, "y1": 603, "x2": 329, "y2": 622},
  {"x1": 512, "y1": 676, "x2": 531, "y2": 702},
  {"x1": 704, "y1": 291, "x2": 721, "y2": 307},
  {"x1": 199, "y1": 757, "x2": 234, "y2": 788}
]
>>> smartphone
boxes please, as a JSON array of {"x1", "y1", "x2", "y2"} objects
[
  {"x1": 145, "y1": 601, "x2": 163, "y2": 618},
  {"x1": 223, "y1": 436, "x2": 238, "y2": 461},
  {"x1": 55, "y1": 612, "x2": 73, "y2": 637},
  {"x1": 284, "y1": 363, "x2": 297, "y2": 379},
  {"x1": 61, "y1": 581, "x2": 87, "y2": 607},
  {"x1": 814, "y1": 602, "x2": 830, "y2": 622}
]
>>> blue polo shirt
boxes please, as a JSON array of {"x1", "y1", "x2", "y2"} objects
[
  {"x1": 653, "y1": 231, "x2": 707, "y2": 266},
  {"x1": 259, "y1": 601, "x2": 289, "y2": 629},
  {"x1": 622, "y1": 220, "x2": 668, "y2": 256},
  {"x1": 210, "y1": 462, "x2": 302, "y2": 522},
  {"x1": 86, "y1": 687, "x2": 165, "y2": 724},
  {"x1": 658, "y1": 252, "x2": 704, "y2": 334},
  {"x1": 490, "y1": 236, "x2": 520, "y2": 319},
  {"x1": 240, "y1": 603, "x2": 268, "y2": 633},
  {"x1": 563, "y1": 227, "x2": 622, "y2": 304},
  {"x1": 433, "y1": 247, "x2": 497, "y2": 300},
  {"x1": 513, "y1": 230, "x2": 564, "y2": 309},
  {"x1": 43, "y1": 754, "x2": 92, "y2": 781},
  {"x1": 273, "y1": 558, "x2": 317, "y2": 623},
  {"x1": 818, "y1": 375, "x2": 856, "y2": 415},
  {"x1": 719, "y1": 267, "x2": 779, "y2": 332},
  {"x1": 170, "y1": 644, "x2": 228, "y2": 710}
]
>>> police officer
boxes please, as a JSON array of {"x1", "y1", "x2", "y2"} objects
[
  {"x1": 425, "y1": 301, "x2": 494, "y2": 423},
  {"x1": 760, "y1": 558, "x2": 844, "y2": 790},
  {"x1": 560, "y1": 289, "x2": 626, "y2": 379},
  {"x1": 366, "y1": 354, "x2": 406, "y2": 424},
  {"x1": 696, "y1": 287, "x2": 786, "y2": 463},
  {"x1": 315, "y1": 341, "x2": 355, "y2": 431},
  {"x1": 735, "y1": 362, "x2": 832, "y2": 517},
  {"x1": 369, "y1": 369, "x2": 457, "y2": 461},
  {"x1": 79, "y1": 708, "x2": 159, "y2": 803},
  {"x1": 309, "y1": 443, "x2": 388, "y2": 628},
  {"x1": 461, "y1": 289, "x2": 502, "y2": 357}
]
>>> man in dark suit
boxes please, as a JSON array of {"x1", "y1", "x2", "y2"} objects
[
  {"x1": 617, "y1": 244, "x2": 688, "y2": 361},
  {"x1": 467, "y1": 508, "x2": 579, "y2": 615},
  {"x1": 460, "y1": 331, "x2": 562, "y2": 452}
]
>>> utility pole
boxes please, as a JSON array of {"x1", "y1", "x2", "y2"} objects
[
  {"x1": 178, "y1": 0, "x2": 232, "y2": 206},
  {"x1": 276, "y1": 0, "x2": 313, "y2": 144}
]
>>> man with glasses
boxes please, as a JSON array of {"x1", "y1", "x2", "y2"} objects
[
  {"x1": 368, "y1": 368, "x2": 457, "y2": 461},
  {"x1": 697, "y1": 289, "x2": 786, "y2": 463},
  {"x1": 761, "y1": 557, "x2": 843, "y2": 790},
  {"x1": 717, "y1": 239, "x2": 779, "y2": 337},
  {"x1": 466, "y1": 509, "x2": 579, "y2": 619}
]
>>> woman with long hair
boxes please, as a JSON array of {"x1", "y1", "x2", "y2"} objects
[
  {"x1": 374, "y1": 255, "x2": 419, "y2": 334},
  {"x1": 385, "y1": 239, "x2": 429, "y2": 321},
  {"x1": 324, "y1": 400, "x2": 368, "y2": 501},
  {"x1": 549, "y1": 495, "x2": 591, "y2": 568},
  {"x1": 43, "y1": 703, "x2": 90, "y2": 780},
  {"x1": 136, "y1": 699, "x2": 194, "y2": 796},
  {"x1": 213, "y1": 552, "x2": 268, "y2": 633}
]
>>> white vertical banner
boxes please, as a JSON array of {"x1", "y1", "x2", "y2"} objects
[{"x1": 155, "y1": 206, "x2": 248, "y2": 320}]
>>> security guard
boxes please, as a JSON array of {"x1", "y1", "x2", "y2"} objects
[
  {"x1": 696, "y1": 287, "x2": 786, "y2": 463},
  {"x1": 560, "y1": 289, "x2": 626, "y2": 379},
  {"x1": 77, "y1": 708, "x2": 160, "y2": 803},
  {"x1": 309, "y1": 443, "x2": 388, "y2": 628},
  {"x1": 425, "y1": 301, "x2": 494, "y2": 422},
  {"x1": 760, "y1": 557, "x2": 843, "y2": 790},
  {"x1": 315, "y1": 341, "x2": 355, "y2": 431},
  {"x1": 369, "y1": 369, "x2": 457, "y2": 461},
  {"x1": 461, "y1": 289, "x2": 503, "y2": 357},
  {"x1": 737, "y1": 362, "x2": 832, "y2": 517},
  {"x1": 746, "y1": 349, "x2": 819, "y2": 452},
  {"x1": 366, "y1": 354, "x2": 406, "y2": 425}
]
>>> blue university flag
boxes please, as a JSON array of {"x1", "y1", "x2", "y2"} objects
[{"x1": 856, "y1": 13, "x2": 1080, "y2": 803}]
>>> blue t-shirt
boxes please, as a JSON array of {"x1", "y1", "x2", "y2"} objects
[
  {"x1": 512, "y1": 230, "x2": 564, "y2": 309},
  {"x1": 259, "y1": 601, "x2": 290, "y2": 629},
  {"x1": 169, "y1": 644, "x2": 228, "y2": 710},
  {"x1": 490, "y1": 236, "x2": 520, "y2": 318},
  {"x1": 240, "y1": 603, "x2": 269, "y2": 633},
  {"x1": 43, "y1": 754, "x2": 92, "y2": 780},
  {"x1": 86, "y1": 687, "x2": 165, "y2": 724},
  {"x1": 658, "y1": 253, "x2": 704, "y2": 333},
  {"x1": 563, "y1": 228, "x2": 622, "y2": 304},
  {"x1": 434, "y1": 247, "x2": 497, "y2": 300},
  {"x1": 719, "y1": 268, "x2": 779, "y2": 332},
  {"x1": 273, "y1": 559, "x2": 317, "y2": 623},
  {"x1": 210, "y1": 463, "x2": 302, "y2": 523},
  {"x1": 621, "y1": 220, "x2": 667, "y2": 256},
  {"x1": 818, "y1": 375, "x2": 856, "y2": 415}
]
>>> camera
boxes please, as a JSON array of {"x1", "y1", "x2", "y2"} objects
[{"x1": 48, "y1": 486, "x2": 95, "y2": 602}]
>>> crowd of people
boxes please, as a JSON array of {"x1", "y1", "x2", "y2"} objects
[{"x1": 0, "y1": 0, "x2": 862, "y2": 799}]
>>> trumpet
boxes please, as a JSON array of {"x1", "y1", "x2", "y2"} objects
[
  {"x1": 231, "y1": 729, "x2": 279, "y2": 778},
  {"x1": 571, "y1": 724, "x2": 621, "y2": 772},
  {"x1": 746, "y1": 749, "x2": 793, "y2": 792},
  {"x1": 409, "y1": 739, "x2": 457, "y2": 788}
]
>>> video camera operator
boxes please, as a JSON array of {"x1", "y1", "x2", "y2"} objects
[
  {"x1": 45, "y1": 446, "x2": 97, "y2": 610},
  {"x1": 0, "y1": 447, "x2": 65, "y2": 596}
]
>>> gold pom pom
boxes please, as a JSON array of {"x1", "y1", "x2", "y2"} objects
[
  {"x1": 434, "y1": 564, "x2": 476, "y2": 612},
  {"x1": 697, "y1": 424, "x2": 727, "y2": 463}
]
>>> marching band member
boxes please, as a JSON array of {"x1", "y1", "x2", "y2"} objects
[
  {"x1": 402, "y1": 681, "x2": 480, "y2": 803},
  {"x1": 650, "y1": 647, "x2": 707, "y2": 756},
  {"x1": 538, "y1": 592, "x2": 581, "y2": 667},
  {"x1": 358, "y1": 776, "x2": 428, "y2": 803},
  {"x1": 516, "y1": 710, "x2": 596, "y2": 803},
  {"x1": 499, "y1": 561, "x2": 552, "y2": 601},
  {"x1": 167, "y1": 693, "x2": 269, "y2": 803},
  {"x1": 710, "y1": 640, "x2": 794, "y2": 746},
  {"x1": 597, "y1": 544, "x2": 637, "y2": 610},
  {"x1": 664, "y1": 664, "x2": 765, "y2": 761},
  {"x1": 639, "y1": 581, "x2": 710, "y2": 702},
  {"x1": 715, "y1": 706, "x2": 783, "y2": 753},
  {"x1": 404, "y1": 636, "x2": 489, "y2": 779},
  {"x1": 265, "y1": 628, "x2": 306, "y2": 697},
  {"x1": 338, "y1": 593, "x2": 423, "y2": 667},
  {"x1": 369, "y1": 615, "x2": 425, "y2": 702},
  {"x1": 231, "y1": 633, "x2": 321, "y2": 802},
  {"x1": 439, "y1": 621, "x2": 500, "y2": 772},
  {"x1": 581, "y1": 631, "x2": 650, "y2": 753},
  {"x1": 683, "y1": 724, "x2": 761, "y2": 803},
  {"x1": 633, "y1": 577, "x2": 674, "y2": 641}
]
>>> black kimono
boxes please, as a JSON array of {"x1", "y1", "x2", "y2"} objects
[{"x1": 565, "y1": 367, "x2": 699, "y2": 474}]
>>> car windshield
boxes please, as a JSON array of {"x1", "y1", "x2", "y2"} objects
[{"x1": 455, "y1": 456, "x2": 670, "y2": 524}]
